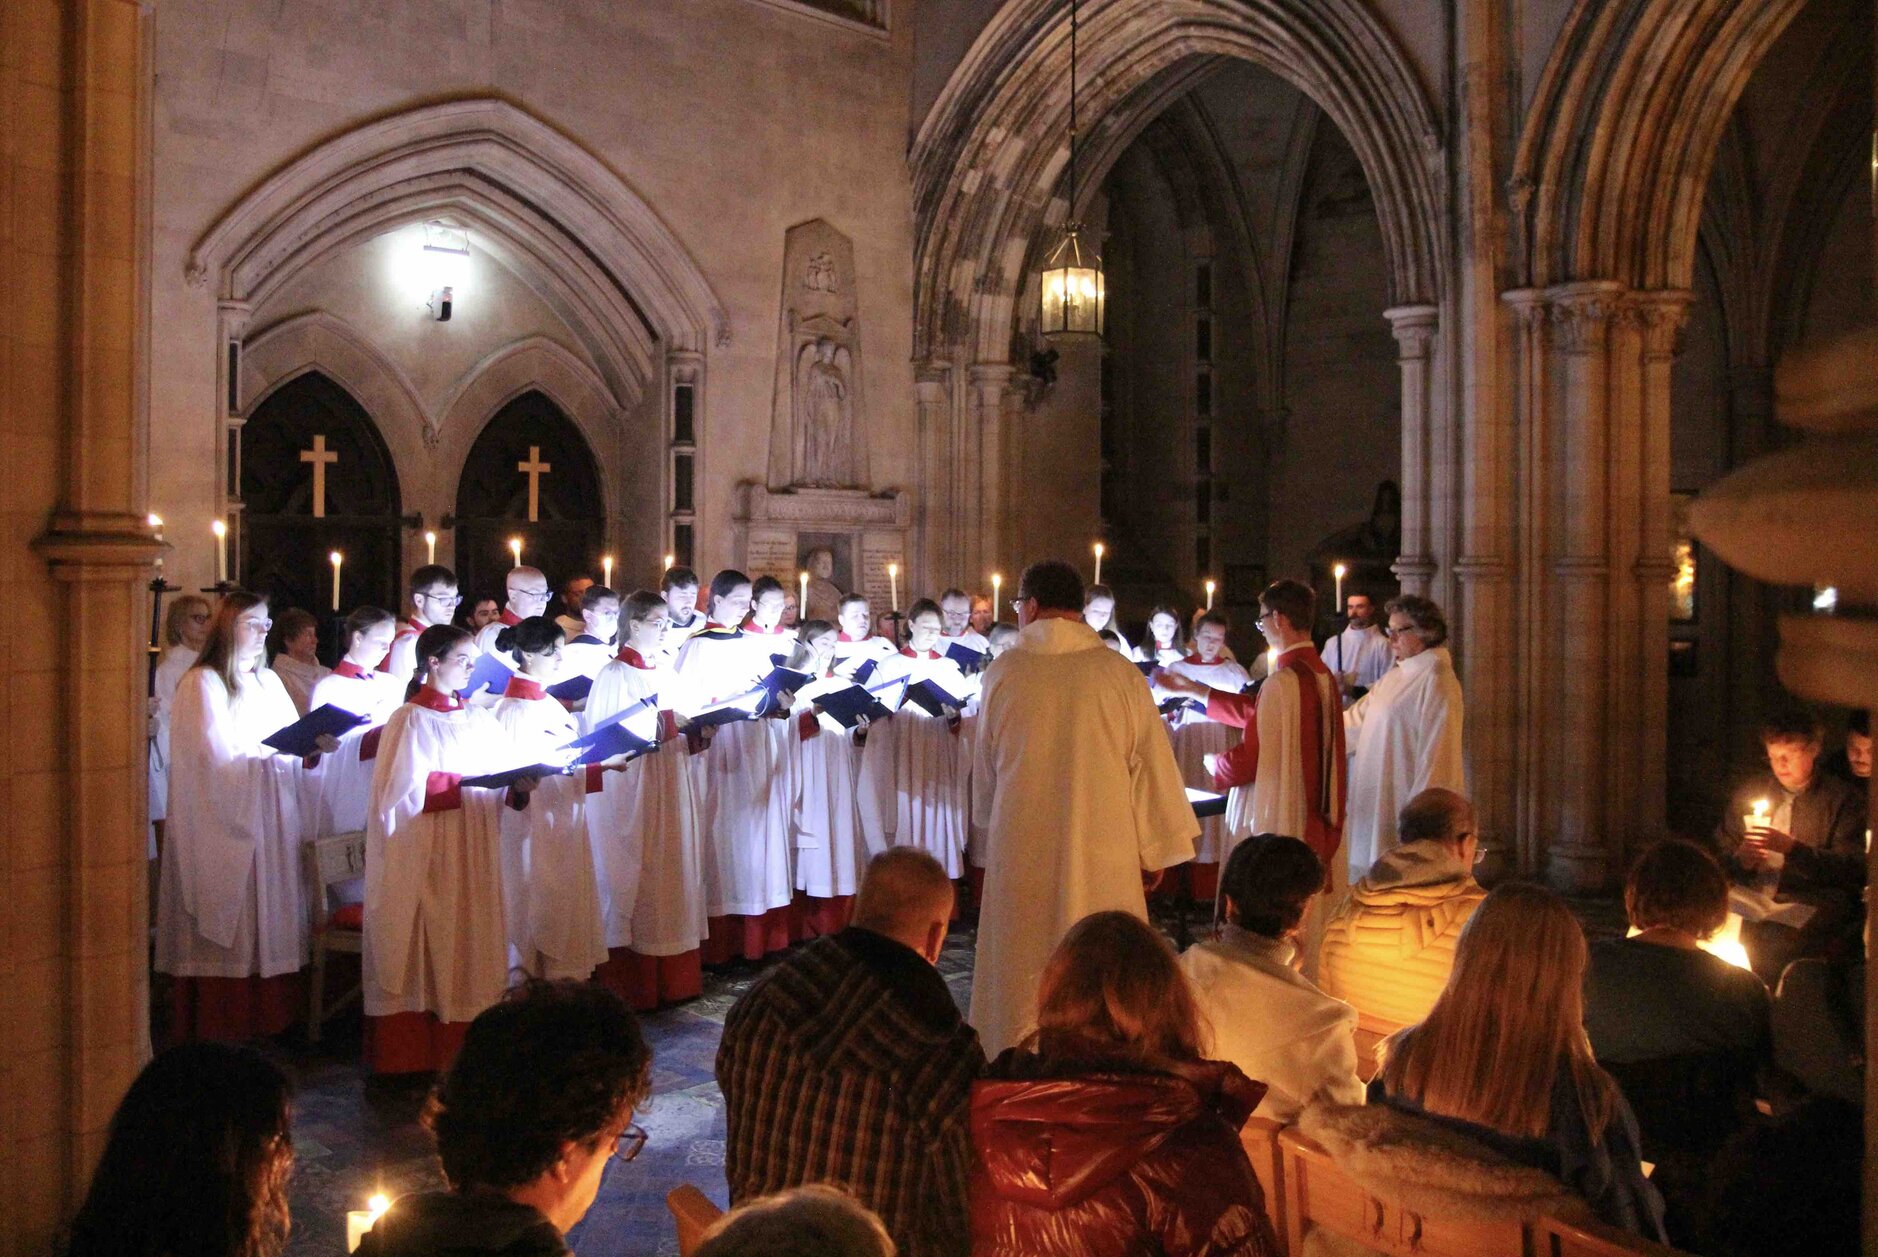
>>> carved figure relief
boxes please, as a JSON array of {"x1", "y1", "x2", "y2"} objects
[{"x1": 769, "y1": 219, "x2": 870, "y2": 491}]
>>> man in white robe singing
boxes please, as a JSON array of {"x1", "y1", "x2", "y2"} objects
[{"x1": 969, "y1": 559, "x2": 1197, "y2": 1055}]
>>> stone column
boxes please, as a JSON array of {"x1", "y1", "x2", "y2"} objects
[
  {"x1": 913, "y1": 362, "x2": 951, "y2": 595},
  {"x1": 967, "y1": 361, "x2": 1013, "y2": 588},
  {"x1": 1386, "y1": 305, "x2": 1440, "y2": 599},
  {"x1": 7, "y1": 0, "x2": 159, "y2": 1248}
]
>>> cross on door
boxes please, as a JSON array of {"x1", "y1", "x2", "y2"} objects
[
  {"x1": 517, "y1": 445, "x2": 552, "y2": 523},
  {"x1": 299, "y1": 433, "x2": 338, "y2": 518}
]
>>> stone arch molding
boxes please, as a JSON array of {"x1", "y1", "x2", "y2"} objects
[
  {"x1": 910, "y1": 0, "x2": 1446, "y2": 364},
  {"x1": 189, "y1": 97, "x2": 729, "y2": 403},
  {"x1": 240, "y1": 312, "x2": 432, "y2": 481}
]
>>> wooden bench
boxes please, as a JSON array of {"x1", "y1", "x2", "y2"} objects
[{"x1": 667, "y1": 1184, "x2": 724, "y2": 1256}]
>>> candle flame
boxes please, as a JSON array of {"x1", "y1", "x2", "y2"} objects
[
  {"x1": 1333, "y1": 563, "x2": 1347, "y2": 579},
  {"x1": 1751, "y1": 798, "x2": 1770, "y2": 819},
  {"x1": 367, "y1": 1193, "x2": 390, "y2": 1217},
  {"x1": 888, "y1": 563, "x2": 898, "y2": 577},
  {"x1": 148, "y1": 513, "x2": 163, "y2": 528},
  {"x1": 211, "y1": 519, "x2": 227, "y2": 538},
  {"x1": 664, "y1": 554, "x2": 674, "y2": 570},
  {"x1": 424, "y1": 530, "x2": 436, "y2": 545},
  {"x1": 1093, "y1": 542, "x2": 1104, "y2": 556},
  {"x1": 330, "y1": 551, "x2": 343, "y2": 565}
]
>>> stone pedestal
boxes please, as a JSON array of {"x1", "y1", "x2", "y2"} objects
[{"x1": 735, "y1": 485, "x2": 911, "y2": 613}]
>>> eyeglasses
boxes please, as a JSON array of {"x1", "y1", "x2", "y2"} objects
[
  {"x1": 613, "y1": 1123, "x2": 648, "y2": 1163},
  {"x1": 418, "y1": 591, "x2": 463, "y2": 606},
  {"x1": 1254, "y1": 610, "x2": 1275, "y2": 625},
  {"x1": 1009, "y1": 597, "x2": 1032, "y2": 615},
  {"x1": 512, "y1": 588, "x2": 552, "y2": 600},
  {"x1": 1382, "y1": 623, "x2": 1414, "y2": 639},
  {"x1": 242, "y1": 618, "x2": 274, "y2": 632}
]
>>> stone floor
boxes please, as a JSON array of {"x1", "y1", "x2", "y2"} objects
[{"x1": 276, "y1": 895, "x2": 1625, "y2": 1256}]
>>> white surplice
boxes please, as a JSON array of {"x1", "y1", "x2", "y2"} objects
[
  {"x1": 790, "y1": 674, "x2": 875, "y2": 898},
  {"x1": 307, "y1": 663, "x2": 406, "y2": 837},
  {"x1": 155, "y1": 666, "x2": 312, "y2": 980},
  {"x1": 1163, "y1": 655, "x2": 1250, "y2": 864},
  {"x1": 1327, "y1": 623, "x2": 1393, "y2": 694},
  {"x1": 270, "y1": 653, "x2": 330, "y2": 716},
  {"x1": 492, "y1": 683, "x2": 607, "y2": 981},
  {"x1": 857, "y1": 650, "x2": 974, "y2": 877},
  {"x1": 672, "y1": 625, "x2": 796, "y2": 917},
  {"x1": 362, "y1": 696, "x2": 515, "y2": 1022},
  {"x1": 969, "y1": 617, "x2": 1198, "y2": 1055},
  {"x1": 585, "y1": 648, "x2": 706, "y2": 955},
  {"x1": 148, "y1": 643, "x2": 197, "y2": 826},
  {"x1": 1342, "y1": 646, "x2": 1466, "y2": 877},
  {"x1": 381, "y1": 616, "x2": 439, "y2": 688}
]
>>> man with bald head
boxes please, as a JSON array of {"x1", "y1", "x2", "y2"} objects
[
  {"x1": 1317, "y1": 786, "x2": 1486, "y2": 1028},
  {"x1": 474, "y1": 565, "x2": 553, "y2": 663},
  {"x1": 717, "y1": 849, "x2": 984, "y2": 1257}
]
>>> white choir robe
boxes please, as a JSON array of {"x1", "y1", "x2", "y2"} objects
[
  {"x1": 308, "y1": 662, "x2": 406, "y2": 839},
  {"x1": 148, "y1": 644, "x2": 196, "y2": 828},
  {"x1": 658, "y1": 610, "x2": 709, "y2": 666},
  {"x1": 560, "y1": 634, "x2": 615, "y2": 700},
  {"x1": 156, "y1": 666, "x2": 312, "y2": 984},
  {"x1": 469, "y1": 612, "x2": 523, "y2": 705},
  {"x1": 941, "y1": 628, "x2": 992, "y2": 659},
  {"x1": 1342, "y1": 646, "x2": 1466, "y2": 877},
  {"x1": 857, "y1": 650, "x2": 973, "y2": 877},
  {"x1": 672, "y1": 625, "x2": 798, "y2": 924},
  {"x1": 969, "y1": 617, "x2": 1197, "y2": 1054},
  {"x1": 585, "y1": 648, "x2": 706, "y2": 966},
  {"x1": 492, "y1": 681, "x2": 608, "y2": 981},
  {"x1": 381, "y1": 616, "x2": 441, "y2": 688},
  {"x1": 1163, "y1": 655, "x2": 1251, "y2": 865},
  {"x1": 362, "y1": 692, "x2": 516, "y2": 1028},
  {"x1": 789, "y1": 674, "x2": 875, "y2": 905},
  {"x1": 1328, "y1": 623, "x2": 1392, "y2": 694},
  {"x1": 270, "y1": 653, "x2": 330, "y2": 716},
  {"x1": 830, "y1": 632, "x2": 896, "y2": 677},
  {"x1": 1150, "y1": 644, "x2": 1187, "y2": 668}
]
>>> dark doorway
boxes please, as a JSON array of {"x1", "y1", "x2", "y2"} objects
[
  {"x1": 451, "y1": 390, "x2": 604, "y2": 607},
  {"x1": 239, "y1": 371, "x2": 404, "y2": 641}
]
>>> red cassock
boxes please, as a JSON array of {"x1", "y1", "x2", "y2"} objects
[{"x1": 1202, "y1": 645, "x2": 1347, "y2": 869}]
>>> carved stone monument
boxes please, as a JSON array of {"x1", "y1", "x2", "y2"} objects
[{"x1": 770, "y1": 219, "x2": 868, "y2": 491}]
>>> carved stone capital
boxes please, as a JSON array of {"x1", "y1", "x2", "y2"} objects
[
  {"x1": 1542, "y1": 282, "x2": 1628, "y2": 354},
  {"x1": 218, "y1": 300, "x2": 255, "y2": 339},
  {"x1": 914, "y1": 360, "x2": 951, "y2": 403},
  {"x1": 1625, "y1": 290, "x2": 1692, "y2": 359},
  {"x1": 1501, "y1": 287, "x2": 1549, "y2": 332},
  {"x1": 1384, "y1": 303, "x2": 1439, "y2": 357},
  {"x1": 1392, "y1": 553, "x2": 1439, "y2": 582}
]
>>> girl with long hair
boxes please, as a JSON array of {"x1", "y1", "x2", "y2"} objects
[
  {"x1": 969, "y1": 911, "x2": 1280, "y2": 1256},
  {"x1": 1375, "y1": 882, "x2": 1666, "y2": 1240},
  {"x1": 307, "y1": 605, "x2": 403, "y2": 838},
  {"x1": 156, "y1": 592, "x2": 327, "y2": 1042}
]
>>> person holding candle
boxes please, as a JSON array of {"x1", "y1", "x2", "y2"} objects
[
  {"x1": 157, "y1": 592, "x2": 334, "y2": 1042},
  {"x1": 362, "y1": 624, "x2": 542, "y2": 1073},
  {"x1": 308, "y1": 606, "x2": 404, "y2": 839},
  {"x1": 267, "y1": 606, "x2": 330, "y2": 716},
  {"x1": 353, "y1": 980, "x2": 653, "y2": 1257},
  {"x1": 1327, "y1": 590, "x2": 1392, "y2": 701},
  {"x1": 383, "y1": 564, "x2": 462, "y2": 685},
  {"x1": 1158, "y1": 611, "x2": 1251, "y2": 899},
  {"x1": 587, "y1": 590, "x2": 706, "y2": 1009}
]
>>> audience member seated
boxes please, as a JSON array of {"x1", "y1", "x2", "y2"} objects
[
  {"x1": 970, "y1": 910, "x2": 1281, "y2": 1257},
  {"x1": 1319, "y1": 786, "x2": 1486, "y2": 1026},
  {"x1": 1713, "y1": 709, "x2": 1866, "y2": 980},
  {"x1": 67, "y1": 1042, "x2": 295, "y2": 1257},
  {"x1": 1178, "y1": 833, "x2": 1364, "y2": 1121},
  {"x1": 1773, "y1": 953, "x2": 1864, "y2": 1106},
  {"x1": 1372, "y1": 883, "x2": 1667, "y2": 1242},
  {"x1": 694, "y1": 1185, "x2": 896, "y2": 1257},
  {"x1": 716, "y1": 849, "x2": 983, "y2": 1257},
  {"x1": 1697, "y1": 1097, "x2": 1862, "y2": 1257},
  {"x1": 1821, "y1": 709, "x2": 1870, "y2": 795},
  {"x1": 355, "y1": 980, "x2": 652, "y2": 1257},
  {"x1": 1584, "y1": 839, "x2": 1770, "y2": 1247}
]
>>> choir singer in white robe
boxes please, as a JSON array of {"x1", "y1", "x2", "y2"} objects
[
  {"x1": 1342, "y1": 594, "x2": 1466, "y2": 877},
  {"x1": 308, "y1": 606, "x2": 403, "y2": 839},
  {"x1": 156, "y1": 592, "x2": 331, "y2": 1042},
  {"x1": 149, "y1": 593, "x2": 211, "y2": 853},
  {"x1": 970, "y1": 560, "x2": 1197, "y2": 1055}
]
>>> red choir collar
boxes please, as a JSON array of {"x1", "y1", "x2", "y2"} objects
[
  {"x1": 1185, "y1": 653, "x2": 1224, "y2": 666},
  {"x1": 901, "y1": 647, "x2": 941, "y2": 659},
  {"x1": 837, "y1": 632, "x2": 868, "y2": 643},
  {"x1": 702, "y1": 621, "x2": 740, "y2": 633},
  {"x1": 614, "y1": 646, "x2": 655, "y2": 670},
  {"x1": 502, "y1": 676, "x2": 548, "y2": 701},
  {"x1": 411, "y1": 685, "x2": 463, "y2": 713},
  {"x1": 334, "y1": 660, "x2": 370, "y2": 680},
  {"x1": 498, "y1": 608, "x2": 524, "y2": 627}
]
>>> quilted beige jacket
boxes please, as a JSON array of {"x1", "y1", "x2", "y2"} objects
[{"x1": 1317, "y1": 841, "x2": 1485, "y2": 1027}]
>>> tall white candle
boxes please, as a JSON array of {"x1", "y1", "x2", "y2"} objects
[
  {"x1": 663, "y1": 553, "x2": 674, "y2": 573},
  {"x1": 1333, "y1": 562, "x2": 1346, "y2": 613},
  {"x1": 509, "y1": 537, "x2": 523, "y2": 569},
  {"x1": 602, "y1": 554, "x2": 614, "y2": 588},
  {"x1": 1204, "y1": 579, "x2": 1216, "y2": 612},
  {"x1": 992, "y1": 572, "x2": 1002, "y2": 615},
  {"x1": 148, "y1": 513, "x2": 163, "y2": 543},
  {"x1": 798, "y1": 570, "x2": 809, "y2": 613},
  {"x1": 888, "y1": 562, "x2": 899, "y2": 612},
  {"x1": 211, "y1": 518, "x2": 227, "y2": 585},
  {"x1": 346, "y1": 1193, "x2": 391, "y2": 1253},
  {"x1": 424, "y1": 530, "x2": 437, "y2": 565},
  {"x1": 330, "y1": 551, "x2": 343, "y2": 612},
  {"x1": 1093, "y1": 541, "x2": 1105, "y2": 586}
]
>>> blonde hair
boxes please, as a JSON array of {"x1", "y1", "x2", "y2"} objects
[
  {"x1": 163, "y1": 594, "x2": 212, "y2": 647},
  {"x1": 193, "y1": 592, "x2": 269, "y2": 697},
  {"x1": 1031, "y1": 910, "x2": 1209, "y2": 1065},
  {"x1": 1380, "y1": 883, "x2": 1618, "y2": 1141}
]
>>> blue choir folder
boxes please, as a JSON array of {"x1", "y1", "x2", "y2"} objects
[
  {"x1": 688, "y1": 686, "x2": 771, "y2": 728},
  {"x1": 944, "y1": 641, "x2": 988, "y2": 671},
  {"x1": 903, "y1": 678, "x2": 972, "y2": 718},
  {"x1": 1186, "y1": 787, "x2": 1228, "y2": 819},
  {"x1": 564, "y1": 697, "x2": 662, "y2": 765},
  {"x1": 759, "y1": 663, "x2": 816, "y2": 696},
  {"x1": 458, "y1": 763, "x2": 568, "y2": 790},
  {"x1": 1134, "y1": 659, "x2": 1159, "y2": 677},
  {"x1": 547, "y1": 673, "x2": 594, "y2": 703},
  {"x1": 812, "y1": 684, "x2": 897, "y2": 729},
  {"x1": 263, "y1": 703, "x2": 369, "y2": 756},
  {"x1": 849, "y1": 657, "x2": 881, "y2": 685},
  {"x1": 462, "y1": 650, "x2": 514, "y2": 698}
]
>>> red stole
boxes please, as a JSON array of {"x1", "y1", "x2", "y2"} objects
[{"x1": 1210, "y1": 647, "x2": 1346, "y2": 866}]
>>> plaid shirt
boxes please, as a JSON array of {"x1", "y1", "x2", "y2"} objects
[{"x1": 717, "y1": 928, "x2": 985, "y2": 1257}]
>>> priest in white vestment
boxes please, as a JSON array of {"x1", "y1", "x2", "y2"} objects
[
  {"x1": 1327, "y1": 591, "x2": 1393, "y2": 698},
  {"x1": 970, "y1": 560, "x2": 1197, "y2": 1055},
  {"x1": 1343, "y1": 594, "x2": 1466, "y2": 877}
]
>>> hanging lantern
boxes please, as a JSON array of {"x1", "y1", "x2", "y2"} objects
[{"x1": 1037, "y1": 0, "x2": 1104, "y2": 341}]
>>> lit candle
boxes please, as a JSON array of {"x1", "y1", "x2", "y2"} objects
[
  {"x1": 211, "y1": 518, "x2": 227, "y2": 585},
  {"x1": 1333, "y1": 562, "x2": 1347, "y2": 613},
  {"x1": 1204, "y1": 578, "x2": 1215, "y2": 611},
  {"x1": 330, "y1": 551, "x2": 343, "y2": 612},
  {"x1": 798, "y1": 569, "x2": 809, "y2": 613},
  {"x1": 888, "y1": 562, "x2": 899, "y2": 612},
  {"x1": 602, "y1": 554, "x2": 614, "y2": 588},
  {"x1": 1744, "y1": 797, "x2": 1771, "y2": 832},
  {"x1": 424, "y1": 530, "x2": 437, "y2": 565},
  {"x1": 346, "y1": 1192, "x2": 391, "y2": 1253},
  {"x1": 1093, "y1": 541, "x2": 1105, "y2": 586},
  {"x1": 992, "y1": 572, "x2": 1002, "y2": 614},
  {"x1": 509, "y1": 537, "x2": 523, "y2": 569},
  {"x1": 147, "y1": 512, "x2": 163, "y2": 543},
  {"x1": 663, "y1": 553, "x2": 674, "y2": 573}
]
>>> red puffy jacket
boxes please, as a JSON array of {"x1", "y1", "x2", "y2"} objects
[{"x1": 968, "y1": 1048, "x2": 1281, "y2": 1257}]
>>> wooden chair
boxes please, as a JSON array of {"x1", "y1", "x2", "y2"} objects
[
  {"x1": 668, "y1": 1184, "x2": 724, "y2": 1256},
  {"x1": 1535, "y1": 1213, "x2": 1690, "y2": 1257},
  {"x1": 1240, "y1": 1115, "x2": 1288, "y2": 1254},
  {"x1": 303, "y1": 831, "x2": 366, "y2": 1044},
  {"x1": 1277, "y1": 1125, "x2": 1530, "y2": 1257},
  {"x1": 1353, "y1": 1010, "x2": 1407, "y2": 1082}
]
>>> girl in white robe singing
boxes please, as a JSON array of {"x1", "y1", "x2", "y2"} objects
[
  {"x1": 156, "y1": 591, "x2": 330, "y2": 1042},
  {"x1": 149, "y1": 593, "x2": 211, "y2": 855},
  {"x1": 858, "y1": 598, "x2": 974, "y2": 877},
  {"x1": 587, "y1": 590, "x2": 705, "y2": 1008},
  {"x1": 1146, "y1": 603, "x2": 1188, "y2": 667},
  {"x1": 787, "y1": 619, "x2": 873, "y2": 934},
  {"x1": 307, "y1": 606, "x2": 403, "y2": 839},
  {"x1": 673, "y1": 571, "x2": 800, "y2": 962},
  {"x1": 490, "y1": 616, "x2": 608, "y2": 983},
  {"x1": 1162, "y1": 610, "x2": 1251, "y2": 899},
  {"x1": 362, "y1": 624, "x2": 541, "y2": 1073}
]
